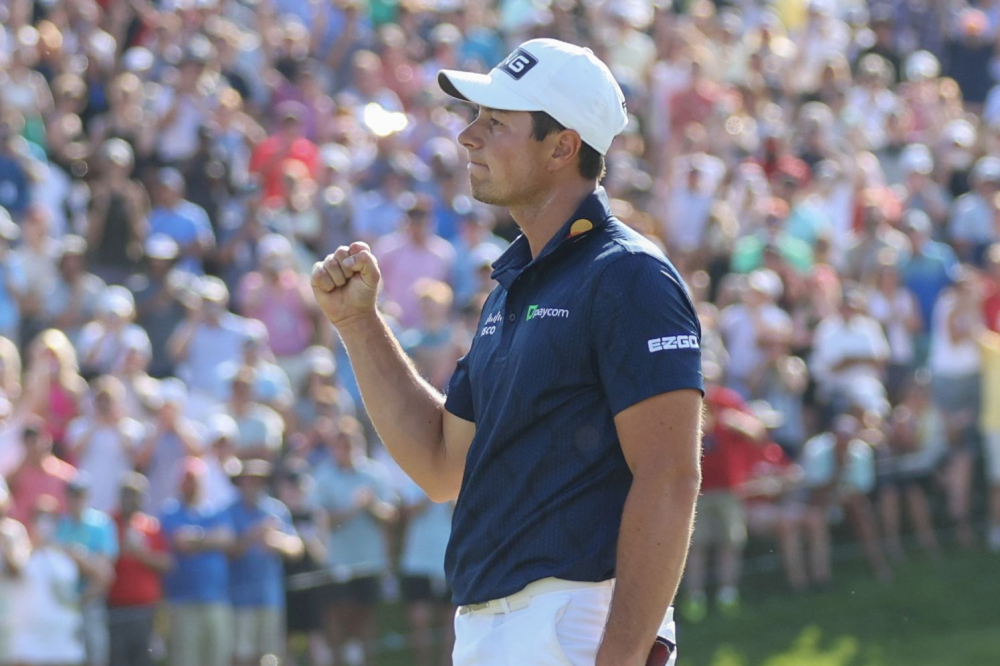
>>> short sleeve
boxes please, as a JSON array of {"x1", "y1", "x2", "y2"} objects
[
  {"x1": 444, "y1": 353, "x2": 475, "y2": 422},
  {"x1": 100, "y1": 518, "x2": 119, "y2": 559},
  {"x1": 590, "y1": 255, "x2": 703, "y2": 415}
]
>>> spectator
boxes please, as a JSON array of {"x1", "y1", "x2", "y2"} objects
[
  {"x1": 217, "y1": 366, "x2": 285, "y2": 461},
  {"x1": 899, "y1": 209, "x2": 959, "y2": 332},
  {"x1": 56, "y1": 474, "x2": 119, "y2": 666},
  {"x1": 159, "y1": 458, "x2": 235, "y2": 666},
  {"x1": 980, "y1": 327, "x2": 1000, "y2": 551},
  {"x1": 201, "y1": 415, "x2": 240, "y2": 513},
  {"x1": 719, "y1": 269, "x2": 793, "y2": 398},
  {"x1": 801, "y1": 415, "x2": 891, "y2": 582},
  {"x1": 106, "y1": 473, "x2": 172, "y2": 666},
  {"x1": 43, "y1": 237, "x2": 107, "y2": 345},
  {"x1": 810, "y1": 287, "x2": 890, "y2": 417},
  {"x1": 743, "y1": 442, "x2": 831, "y2": 593},
  {"x1": 398, "y1": 476, "x2": 454, "y2": 666},
  {"x1": 879, "y1": 373, "x2": 944, "y2": 560},
  {"x1": 312, "y1": 416, "x2": 397, "y2": 666},
  {"x1": 10, "y1": 206, "x2": 59, "y2": 347},
  {"x1": 64, "y1": 376, "x2": 144, "y2": 514},
  {"x1": 0, "y1": 477, "x2": 31, "y2": 664},
  {"x1": 168, "y1": 276, "x2": 255, "y2": 401},
  {"x1": 86, "y1": 139, "x2": 150, "y2": 285},
  {"x1": 276, "y1": 462, "x2": 330, "y2": 666},
  {"x1": 731, "y1": 198, "x2": 813, "y2": 275},
  {"x1": 152, "y1": 49, "x2": 218, "y2": 166},
  {"x1": 129, "y1": 234, "x2": 187, "y2": 378},
  {"x1": 214, "y1": 327, "x2": 293, "y2": 411},
  {"x1": 927, "y1": 270, "x2": 983, "y2": 548},
  {"x1": 6, "y1": 417, "x2": 76, "y2": 525},
  {"x1": 137, "y1": 379, "x2": 202, "y2": 514},
  {"x1": 948, "y1": 156, "x2": 1000, "y2": 263},
  {"x1": 0, "y1": 116, "x2": 31, "y2": 218},
  {"x1": 682, "y1": 383, "x2": 767, "y2": 622},
  {"x1": 237, "y1": 234, "x2": 318, "y2": 387},
  {"x1": 147, "y1": 169, "x2": 215, "y2": 275},
  {"x1": 843, "y1": 194, "x2": 911, "y2": 282},
  {"x1": 77, "y1": 287, "x2": 151, "y2": 378},
  {"x1": 401, "y1": 280, "x2": 467, "y2": 392},
  {"x1": 374, "y1": 194, "x2": 457, "y2": 328},
  {"x1": 866, "y1": 251, "x2": 922, "y2": 400},
  {"x1": 249, "y1": 103, "x2": 320, "y2": 206},
  {"x1": 0, "y1": 211, "x2": 27, "y2": 342},
  {"x1": 9, "y1": 496, "x2": 86, "y2": 666},
  {"x1": 226, "y1": 459, "x2": 303, "y2": 666}
]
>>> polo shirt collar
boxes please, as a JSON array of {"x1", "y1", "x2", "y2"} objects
[{"x1": 491, "y1": 187, "x2": 612, "y2": 289}]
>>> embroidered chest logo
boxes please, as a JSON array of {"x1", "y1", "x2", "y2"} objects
[
  {"x1": 526, "y1": 305, "x2": 570, "y2": 321},
  {"x1": 480, "y1": 311, "x2": 502, "y2": 337}
]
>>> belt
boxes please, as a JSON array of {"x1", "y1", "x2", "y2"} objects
[{"x1": 458, "y1": 577, "x2": 610, "y2": 616}]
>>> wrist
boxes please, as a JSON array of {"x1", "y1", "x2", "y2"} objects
[{"x1": 335, "y1": 310, "x2": 382, "y2": 338}]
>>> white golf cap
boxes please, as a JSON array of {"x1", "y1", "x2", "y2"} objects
[{"x1": 438, "y1": 38, "x2": 628, "y2": 155}]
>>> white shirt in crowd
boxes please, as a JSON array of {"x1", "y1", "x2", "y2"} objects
[
  {"x1": 810, "y1": 313, "x2": 890, "y2": 398},
  {"x1": 65, "y1": 416, "x2": 145, "y2": 514},
  {"x1": 928, "y1": 291, "x2": 981, "y2": 377}
]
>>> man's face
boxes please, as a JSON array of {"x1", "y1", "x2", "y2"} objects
[{"x1": 458, "y1": 108, "x2": 551, "y2": 208}]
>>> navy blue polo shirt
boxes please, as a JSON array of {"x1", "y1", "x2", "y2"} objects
[{"x1": 444, "y1": 188, "x2": 703, "y2": 605}]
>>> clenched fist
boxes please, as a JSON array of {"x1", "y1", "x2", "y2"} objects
[{"x1": 311, "y1": 242, "x2": 382, "y2": 328}]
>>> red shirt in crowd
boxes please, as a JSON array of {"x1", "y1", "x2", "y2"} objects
[
  {"x1": 700, "y1": 386, "x2": 767, "y2": 492},
  {"x1": 107, "y1": 512, "x2": 170, "y2": 608},
  {"x1": 981, "y1": 278, "x2": 1000, "y2": 332},
  {"x1": 248, "y1": 135, "x2": 319, "y2": 204}
]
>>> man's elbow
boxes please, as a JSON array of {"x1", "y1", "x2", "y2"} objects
[{"x1": 424, "y1": 480, "x2": 460, "y2": 504}]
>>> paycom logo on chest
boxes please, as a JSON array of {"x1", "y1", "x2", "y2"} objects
[{"x1": 526, "y1": 304, "x2": 570, "y2": 321}]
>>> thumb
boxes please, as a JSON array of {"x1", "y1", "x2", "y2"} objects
[{"x1": 342, "y1": 250, "x2": 381, "y2": 288}]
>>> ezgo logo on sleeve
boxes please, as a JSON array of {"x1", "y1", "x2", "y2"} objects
[
  {"x1": 647, "y1": 335, "x2": 700, "y2": 352},
  {"x1": 526, "y1": 305, "x2": 570, "y2": 321}
]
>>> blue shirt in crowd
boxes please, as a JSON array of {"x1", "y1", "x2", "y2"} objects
[
  {"x1": 159, "y1": 500, "x2": 233, "y2": 604},
  {"x1": 226, "y1": 494, "x2": 297, "y2": 608},
  {"x1": 148, "y1": 200, "x2": 215, "y2": 274},
  {"x1": 444, "y1": 188, "x2": 703, "y2": 605}
]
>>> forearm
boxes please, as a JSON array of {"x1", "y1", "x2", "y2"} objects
[
  {"x1": 597, "y1": 475, "x2": 700, "y2": 666},
  {"x1": 337, "y1": 313, "x2": 451, "y2": 494}
]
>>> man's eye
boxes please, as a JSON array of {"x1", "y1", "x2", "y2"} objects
[{"x1": 489, "y1": 118, "x2": 503, "y2": 128}]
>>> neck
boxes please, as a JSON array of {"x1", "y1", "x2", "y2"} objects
[{"x1": 508, "y1": 180, "x2": 596, "y2": 257}]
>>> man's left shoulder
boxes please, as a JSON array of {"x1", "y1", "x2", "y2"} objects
[{"x1": 588, "y1": 221, "x2": 690, "y2": 298}]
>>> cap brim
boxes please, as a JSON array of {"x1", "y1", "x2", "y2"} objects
[{"x1": 438, "y1": 70, "x2": 541, "y2": 112}]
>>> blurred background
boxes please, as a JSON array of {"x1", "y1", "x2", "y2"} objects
[{"x1": 0, "y1": 1, "x2": 999, "y2": 665}]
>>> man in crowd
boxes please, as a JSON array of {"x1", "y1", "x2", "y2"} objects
[
  {"x1": 107, "y1": 473, "x2": 172, "y2": 666},
  {"x1": 226, "y1": 459, "x2": 302, "y2": 666}
]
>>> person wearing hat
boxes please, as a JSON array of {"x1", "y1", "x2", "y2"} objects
[
  {"x1": 237, "y1": 234, "x2": 317, "y2": 389},
  {"x1": 129, "y1": 233, "x2": 185, "y2": 378},
  {"x1": 137, "y1": 378, "x2": 202, "y2": 513},
  {"x1": 168, "y1": 275, "x2": 257, "y2": 399},
  {"x1": 898, "y1": 209, "x2": 960, "y2": 331},
  {"x1": 77, "y1": 285, "x2": 152, "y2": 377},
  {"x1": 106, "y1": 473, "x2": 172, "y2": 666},
  {"x1": 898, "y1": 144, "x2": 950, "y2": 229},
  {"x1": 718, "y1": 268, "x2": 792, "y2": 399},
  {"x1": 159, "y1": 457, "x2": 236, "y2": 666},
  {"x1": 148, "y1": 168, "x2": 215, "y2": 275},
  {"x1": 64, "y1": 375, "x2": 145, "y2": 514},
  {"x1": 312, "y1": 39, "x2": 701, "y2": 665},
  {"x1": 55, "y1": 472, "x2": 120, "y2": 666},
  {"x1": 372, "y1": 193, "x2": 456, "y2": 329},
  {"x1": 949, "y1": 156, "x2": 1000, "y2": 263},
  {"x1": 43, "y1": 235, "x2": 107, "y2": 343},
  {"x1": 225, "y1": 459, "x2": 302, "y2": 666}
]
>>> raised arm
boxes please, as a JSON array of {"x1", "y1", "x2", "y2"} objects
[{"x1": 311, "y1": 243, "x2": 475, "y2": 502}]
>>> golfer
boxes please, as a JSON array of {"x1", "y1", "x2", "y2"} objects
[{"x1": 311, "y1": 38, "x2": 703, "y2": 666}]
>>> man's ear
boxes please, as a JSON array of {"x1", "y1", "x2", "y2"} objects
[{"x1": 547, "y1": 129, "x2": 583, "y2": 173}]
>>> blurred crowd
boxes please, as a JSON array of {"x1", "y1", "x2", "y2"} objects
[{"x1": 2, "y1": 0, "x2": 1000, "y2": 665}]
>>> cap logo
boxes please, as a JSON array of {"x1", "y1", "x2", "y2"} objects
[{"x1": 498, "y1": 49, "x2": 538, "y2": 80}]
